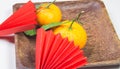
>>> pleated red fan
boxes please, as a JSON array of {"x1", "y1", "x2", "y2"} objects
[
  {"x1": 0, "y1": 1, "x2": 37, "y2": 36},
  {"x1": 36, "y1": 28, "x2": 87, "y2": 69}
]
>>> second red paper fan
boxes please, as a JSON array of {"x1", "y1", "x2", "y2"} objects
[{"x1": 36, "y1": 28, "x2": 87, "y2": 69}]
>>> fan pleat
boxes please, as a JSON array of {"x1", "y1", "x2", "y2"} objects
[
  {"x1": 0, "y1": 23, "x2": 36, "y2": 36},
  {"x1": 36, "y1": 28, "x2": 46, "y2": 69},
  {"x1": 65, "y1": 57, "x2": 87, "y2": 69},
  {"x1": 41, "y1": 30, "x2": 55, "y2": 68},
  {"x1": 0, "y1": 11, "x2": 36, "y2": 30}
]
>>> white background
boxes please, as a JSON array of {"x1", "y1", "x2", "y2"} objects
[{"x1": 0, "y1": 0, "x2": 120, "y2": 69}]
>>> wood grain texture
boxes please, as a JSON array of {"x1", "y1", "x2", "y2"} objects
[{"x1": 14, "y1": 0, "x2": 120, "y2": 69}]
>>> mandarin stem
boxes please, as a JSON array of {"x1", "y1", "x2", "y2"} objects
[
  {"x1": 46, "y1": 0, "x2": 56, "y2": 8},
  {"x1": 69, "y1": 11, "x2": 85, "y2": 30},
  {"x1": 69, "y1": 20, "x2": 75, "y2": 30}
]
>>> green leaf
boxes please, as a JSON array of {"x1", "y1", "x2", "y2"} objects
[
  {"x1": 24, "y1": 29, "x2": 36, "y2": 36},
  {"x1": 36, "y1": 4, "x2": 43, "y2": 10},
  {"x1": 36, "y1": 5, "x2": 40, "y2": 9},
  {"x1": 41, "y1": 21, "x2": 68, "y2": 30},
  {"x1": 24, "y1": 21, "x2": 68, "y2": 36}
]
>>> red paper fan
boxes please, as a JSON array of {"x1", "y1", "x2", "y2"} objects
[
  {"x1": 36, "y1": 28, "x2": 87, "y2": 69},
  {"x1": 0, "y1": 1, "x2": 37, "y2": 36}
]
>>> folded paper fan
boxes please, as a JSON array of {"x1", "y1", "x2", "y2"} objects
[
  {"x1": 36, "y1": 28, "x2": 87, "y2": 69},
  {"x1": 0, "y1": 1, "x2": 37, "y2": 36}
]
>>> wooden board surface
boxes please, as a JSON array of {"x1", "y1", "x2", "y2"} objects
[{"x1": 14, "y1": 0, "x2": 120, "y2": 69}]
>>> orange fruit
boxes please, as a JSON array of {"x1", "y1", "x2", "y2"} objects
[
  {"x1": 37, "y1": 3, "x2": 62, "y2": 25},
  {"x1": 53, "y1": 20, "x2": 87, "y2": 49}
]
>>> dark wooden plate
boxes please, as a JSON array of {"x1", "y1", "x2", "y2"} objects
[{"x1": 14, "y1": 0, "x2": 120, "y2": 69}]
